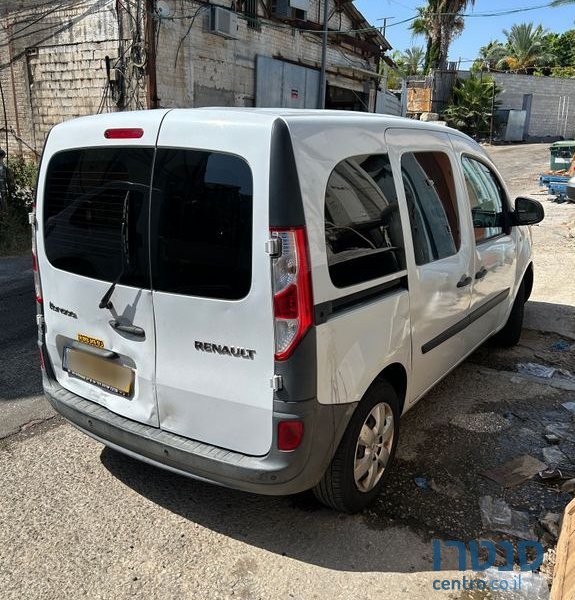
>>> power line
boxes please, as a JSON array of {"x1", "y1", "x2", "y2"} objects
[{"x1": 383, "y1": 1, "x2": 557, "y2": 28}]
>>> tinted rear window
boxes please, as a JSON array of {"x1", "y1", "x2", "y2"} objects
[
  {"x1": 43, "y1": 147, "x2": 153, "y2": 287},
  {"x1": 150, "y1": 149, "x2": 253, "y2": 300},
  {"x1": 43, "y1": 147, "x2": 253, "y2": 300}
]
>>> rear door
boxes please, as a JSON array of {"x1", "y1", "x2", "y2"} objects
[
  {"x1": 37, "y1": 113, "x2": 167, "y2": 426},
  {"x1": 151, "y1": 112, "x2": 275, "y2": 456},
  {"x1": 386, "y1": 128, "x2": 475, "y2": 401}
]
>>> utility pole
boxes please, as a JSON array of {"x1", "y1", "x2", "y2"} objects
[
  {"x1": 145, "y1": 0, "x2": 159, "y2": 109},
  {"x1": 318, "y1": 0, "x2": 329, "y2": 109},
  {"x1": 489, "y1": 81, "x2": 496, "y2": 145},
  {"x1": 380, "y1": 19, "x2": 389, "y2": 95}
]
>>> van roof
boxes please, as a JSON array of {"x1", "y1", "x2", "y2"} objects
[{"x1": 51, "y1": 107, "x2": 459, "y2": 134}]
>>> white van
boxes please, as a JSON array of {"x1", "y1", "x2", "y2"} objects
[{"x1": 35, "y1": 109, "x2": 544, "y2": 512}]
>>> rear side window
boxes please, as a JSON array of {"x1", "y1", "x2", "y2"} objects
[
  {"x1": 324, "y1": 154, "x2": 405, "y2": 288},
  {"x1": 400, "y1": 152, "x2": 460, "y2": 266},
  {"x1": 150, "y1": 149, "x2": 253, "y2": 300},
  {"x1": 43, "y1": 148, "x2": 153, "y2": 286}
]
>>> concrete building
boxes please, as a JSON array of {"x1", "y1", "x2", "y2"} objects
[{"x1": 0, "y1": 0, "x2": 392, "y2": 158}]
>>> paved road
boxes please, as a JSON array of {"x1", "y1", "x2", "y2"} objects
[{"x1": 0, "y1": 255, "x2": 54, "y2": 438}]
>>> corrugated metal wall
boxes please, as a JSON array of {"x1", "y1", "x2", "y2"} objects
[
  {"x1": 255, "y1": 56, "x2": 320, "y2": 108},
  {"x1": 376, "y1": 90, "x2": 402, "y2": 116}
]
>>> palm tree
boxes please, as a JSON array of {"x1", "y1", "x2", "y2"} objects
[
  {"x1": 551, "y1": 0, "x2": 575, "y2": 5},
  {"x1": 497, "y1": 23, "x2": 554, "y2": 73},
  {"x1": 410, "y1": 0, "x2": 475, "y2": 73},
  {"x1": 443, "y1": 75, "x2": 500, "y2": 137},
  {"x1": 399, "y1": 46, "x2": 426, "y2": 76},
  {"x1": 473, "y1": 40, "x2": 507, "y2": 72}
]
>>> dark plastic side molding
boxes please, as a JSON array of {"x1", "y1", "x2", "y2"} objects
[{"x1": 269, "y1": 119, "x2": 305, "y2": 228}]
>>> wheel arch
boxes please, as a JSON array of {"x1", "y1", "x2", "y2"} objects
[
  {"x1": 374, "y1": 362, "x2": 408, "y2": 415},
  {"x1": 522, "y1": 262, "x2": 534, "y2": 302}
]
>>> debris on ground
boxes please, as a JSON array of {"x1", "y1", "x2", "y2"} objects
[
  {"x1": 545, "y1": 423, "x2": 575, "y2": 443},
  {"x1": 516, "y1": 362, "x2": 575, "y2": 383},
  {"x1": 551, "y1": 340, "x2": 571, "y2": 352},
  {"x1": 540, "y1": 512, "x2": 562, "y2": 540},
  {"x1": 562, "y1": 401, "x2": 575, "y2": 414},
  {"x1": 413, "y1": 476, "x2": 429, "y2": 491},
  {"x1": 539, "y1": 467, "x2": 565, "y2": 481},
  {"x1": 561, "y1": 479, "x2": 575, "y2": 493},
  {"x1": 542, "y1": 446, "x2": 569, "y2": 467},
  {"x1": 545, "y1": 433, "x2": 561, "y2": 445},
  {"x1": 517, "y1": 362, "x2": 556, "y2": 378},
  {"x1": 481, "y1": 568, "x2": 550, "y2": 599},
  {"x1": 483, "y1": 454, "x2": 547, "y2": 488},
  {"x1": 538, "y1": 467, "x2": 575, "y2": 482},
  {"x1": 479, "y1": 496, "x2": 534, "y2": 539}
]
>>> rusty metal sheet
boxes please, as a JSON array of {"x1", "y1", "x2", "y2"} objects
[{"x1": 407, "y1": 87, "x2": 432, "y2": 113}]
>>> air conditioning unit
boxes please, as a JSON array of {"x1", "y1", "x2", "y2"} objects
[
  {"x1": 271, "y1": 0, "x2": 309, "y2": 20},
  {"x1": 209, "y1": 6, "x2": 239, "y2": 39}
]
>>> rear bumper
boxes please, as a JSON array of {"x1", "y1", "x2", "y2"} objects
[{"x1": 43, "y1": 376, "x2": 355, "y2": 495}]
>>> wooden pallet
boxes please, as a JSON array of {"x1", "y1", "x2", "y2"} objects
[{"x1": 551, "y1": 497, "x2": 575, "y2": 600}]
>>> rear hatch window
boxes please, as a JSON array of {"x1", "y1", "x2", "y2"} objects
[
  {"x1": 150, "y1": 149, "x2": 253, "y2": 300},
  {"x1": 44, "y1": 147, "x2": 153, "y2": 287},
  {"x1": 44, "y1": 147, "x2": 253, "y2": 299}
]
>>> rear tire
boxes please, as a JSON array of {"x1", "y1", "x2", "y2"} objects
[
  {"x1": 492, "y1": 282, "x2": 525, "y2": 347},
  {"x1": 313, "y1": 380, "x2": 400, "y2": 513}
]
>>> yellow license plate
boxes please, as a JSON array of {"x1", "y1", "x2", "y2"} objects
[
  {"x1": 63, "y1": 347, "x2": 133, "y2": 397},
  {"x1": 77, "y1": 333, "x2": 104, "y2": 349}
]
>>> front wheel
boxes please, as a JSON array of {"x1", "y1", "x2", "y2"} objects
[{"x1": 313, "y1": 380, "x2": 400, "y2": 513}]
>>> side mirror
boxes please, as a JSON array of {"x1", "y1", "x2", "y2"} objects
[{"x1": 513, "y1": 197, "x2": 544, "y2": 226}]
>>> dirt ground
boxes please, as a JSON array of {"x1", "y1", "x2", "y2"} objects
[{"x1": 1, "y1": 143, "x2": 575, "y2": 600}]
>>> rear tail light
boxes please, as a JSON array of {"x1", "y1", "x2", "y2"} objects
[
  {"x1": 271, "y1": 227, "x2": 313, "y2": 361},
  {"x1": 278, "y1": 420, "x2": 304, "y2": 451}
]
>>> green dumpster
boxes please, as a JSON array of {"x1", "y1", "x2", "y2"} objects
[{"x1": 550, "y1": 140, "x2": 575, "y2": 171}]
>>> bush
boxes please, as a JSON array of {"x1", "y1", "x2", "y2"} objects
[
  {"x1": 443, "y1": 75, "x2": 501, "y2": 139},
  {"x1": 0, "y1": 157, "x2": 38, "y2": 256}
]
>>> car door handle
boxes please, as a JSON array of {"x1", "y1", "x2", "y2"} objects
[
  {"x1": 456, "y1": 274, "x2": 473, "y2": 288},
  {"x1": 475, "y1": 266, "x2": 488, "y2": 280},
  {"x1": 109, "y1": 320, "x2": 146, "y2": 338}
]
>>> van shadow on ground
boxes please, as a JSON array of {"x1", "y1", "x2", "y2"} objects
[{"x1": 101, "y1": 327, "x2": 575, "y2": 573}]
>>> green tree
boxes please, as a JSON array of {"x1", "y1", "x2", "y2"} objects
[
  {"x1": 410, "y1": 0, "x2": 475, "y2": 73},
  {"x1": 397, "y1": 46, "x2": 426, "y2": 76},
  {"x1": 472, "y1": 40, "x2": 507, "y2": 72},
  {"x1": 497, "y1": 23, "x2": 554, "y2": 73},
  {"x1": 0, "y1": 157, "x2": 37, "y2": 255},
  {"x1": 443, "y1": 75, "x2": 500, "y2": 137},
  {"x1": 546, "y1": 29, "x2": 575, "y2": 67}
]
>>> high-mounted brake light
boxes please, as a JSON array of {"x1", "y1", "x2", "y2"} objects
[
  {"x1": 271, "y1": 227, "x2": 313, "y2": 361},
  {"x1": 104, "y1": 128, "x2": 144, "y2": 139}
]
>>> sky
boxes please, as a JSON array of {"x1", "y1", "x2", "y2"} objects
[{"x1": 353, "y1": 0, "x2": 575, "y2": 66}]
